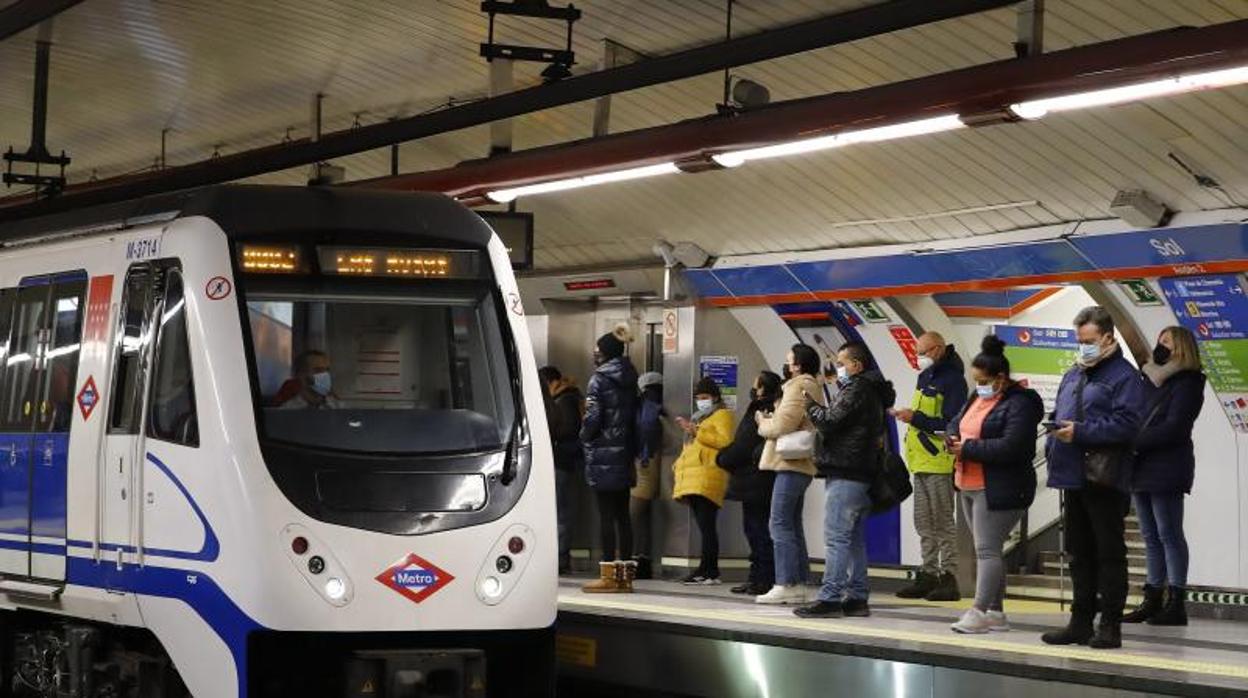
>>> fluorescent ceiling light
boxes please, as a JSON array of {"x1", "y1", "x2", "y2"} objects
[
  {"x1": 711, "y1": 114, "x2": 964, "y2": 168},
  {"x1": 486, "y1": 162, "x2": 679, "y2": 202},
  {"x1": 1010, "y1": 64, "x2": 1248, "y2": 120}
]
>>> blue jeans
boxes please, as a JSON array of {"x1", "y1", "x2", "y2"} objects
[
  {"x1": 555, "y1": 468, "x2": 575, "y2": 567},
  {"x1": 769, "y1": 471, "x2": 812, "y2": 585},
  {"x1": 817, "y1": 479, "x2": 872, "y2": 603},
  {"x1": 1134, "y1": 492, "x2": 1188, "y2": 587}
]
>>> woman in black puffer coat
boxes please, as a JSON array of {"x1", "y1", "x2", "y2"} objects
[
  {"x1": 717, "y1": 371, "x2": 782, "y2": 595},
  {"x1": 580, "y1": 326, "x2": 640, "y2": 592}
]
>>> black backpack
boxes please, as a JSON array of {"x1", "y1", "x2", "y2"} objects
[{"x1": 867, "y1": 409, "x2": 913, "y2": 514}]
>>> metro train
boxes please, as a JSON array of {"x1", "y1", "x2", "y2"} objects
[{"x1": 0, "y1": 187, "x2": 557, "y2": 697}]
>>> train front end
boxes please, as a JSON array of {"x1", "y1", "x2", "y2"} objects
[{"x1": 216, "y1": 191, "x2": 556, "y2": 697}]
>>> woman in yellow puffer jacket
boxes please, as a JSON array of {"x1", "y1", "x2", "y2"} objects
[{"x1": 673, "y1": 376, "x2": 735, "y2": 585}]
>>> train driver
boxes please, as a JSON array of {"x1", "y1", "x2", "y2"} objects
[{"x1": 277, "y1": 350, "x2": 342, "y2": 409}]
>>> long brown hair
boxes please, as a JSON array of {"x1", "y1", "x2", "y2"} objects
[{"x1": 1161, "y1": 326, "x2": 1202, "y2": 372}]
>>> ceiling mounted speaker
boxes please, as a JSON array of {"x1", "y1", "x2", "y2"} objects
[
  {"x1": 731, "y1": 79, "x2": 771, "y2": 110},
  {"x1": 1109, "y1": 189, "x2": 1172, "y2": 228}
]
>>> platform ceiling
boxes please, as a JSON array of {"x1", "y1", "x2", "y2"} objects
[{"x1": 2, "y1": 0, "x2": 1247, "y2": 269}]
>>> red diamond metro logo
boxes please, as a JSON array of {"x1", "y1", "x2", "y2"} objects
[
  {"x1": 375, "y1": 553, "x2": 454, "y2": 604},
  {"x1": 77, "y1": 376, "x2": 100, "y2": 421}
]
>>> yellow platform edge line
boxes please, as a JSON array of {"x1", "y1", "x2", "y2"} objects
[{"x1": 558, "y1": 594, "x2": 1248, "y2": 681}]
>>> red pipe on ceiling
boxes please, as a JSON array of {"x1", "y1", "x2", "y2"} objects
[{"x1": 350, "y1": 20, "x2": 1248, "y2": 202}]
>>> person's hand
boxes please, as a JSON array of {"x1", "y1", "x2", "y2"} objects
[
  {"x1": 893, "y1": 407, "x2": 914, "y2": 424},
  {"x1": 1055, "y1": 421, "x2": 1076, "y2": 443},
  {"x1": 947, "y1": 436, "x2": 963, "y2": 457},
  {"x1": 675, "y1": 416, "x2": 695, "y2": 435}
]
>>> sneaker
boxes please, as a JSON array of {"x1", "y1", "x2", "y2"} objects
[
  {"x1": 924, "y1": 572, "x2": 962, "y2": 602},
  {"x1": 794, "y1": 600, "x2": 844, "y2": 618},
  {"x1": 755, "y1": 584, "x2": 807, "y2": 605},
  {"x1": 986, "y1": 610, "x2": 1010, "y2": 632},
  {"x1": 842, "y1": 598, "x2": 871, "y2": 617},
  {"x1": 681, "y1": 574, "x2": 721, "y2": 586},
  {"x1": 950, "y1": 607, "x2": 993, "y2": 634}
]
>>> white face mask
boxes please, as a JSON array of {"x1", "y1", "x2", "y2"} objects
[
  {"x1": 975, "y1": 384, "x2": 997, "y2": 399},
  {"x1": 917, "y1": 355, "x2": 935, "y2": 371},
  {"x1": 310, "y1": 371, "x2": 332, "y2": 396},
  {"x1": 835, "y1": 365, "x2": 850, "y2": 383},
  {"x1": 695, "y1": 398, "x2": 713, "y2": 412},
  {"x1": 1078, "y1": 342, "x2": 1101, "y2": 362}
]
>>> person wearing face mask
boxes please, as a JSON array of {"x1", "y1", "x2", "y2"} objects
[
  {"x1": 755, "y1": 344, "x2": 826, "y2": 605},
  {"x1": 1122, "y1": 326, "x2": 1205, "y2": 626},
  {"x1": 797, "y1": 341, "x2": 896, "y2": 619},
  {"x1": 717, "y1": 371, "x2": 783, "y2": 595},
  {"x1": 945, "y1": 335, "x2": 1043, "y2": 634},
  {"x1": 631, "y1": 372, "x2": 666, "y2": 580},
  {"x1": 672, "y1": 377, "x2": 735, "y2": 585},
  {"x1": 279, "y1": 350, "x2": 342, "y2": 409},
  {"x1": 891, "y1": 331, "x2": 966, "y2": 603},
  {"x1": 1043, "y1": 306, "x2": 1144, "y2": 649}
]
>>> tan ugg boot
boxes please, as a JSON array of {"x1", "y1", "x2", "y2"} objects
[
  {"x1": 618, "y1": 560, "x2": 637, "y2": 593},
  {"x1": 582, "y1": 562, "x2": 621, "y2": 593}
]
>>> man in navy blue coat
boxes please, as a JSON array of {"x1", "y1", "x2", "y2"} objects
[{"x1": 1043, "y1": 306, "x2": 1143, "y2": 650}]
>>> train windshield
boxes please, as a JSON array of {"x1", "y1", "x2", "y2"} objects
[{"x1": 244, "y1": 281, "x2": 517, "y2": 455}]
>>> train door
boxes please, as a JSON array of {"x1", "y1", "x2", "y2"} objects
[
  {"x1": 102, "y1": 264, "x2": 158, "y2": 577},
  {"x1": 0, "y1": 272, "x2": 86, "y2": 584}
]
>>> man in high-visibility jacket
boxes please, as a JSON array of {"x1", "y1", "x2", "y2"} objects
[{"x1": 891, "y1": 331, "x2": 967, "y2": 602}]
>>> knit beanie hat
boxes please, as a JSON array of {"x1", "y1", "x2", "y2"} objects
[{"x1": 596, "y1": 323, "x2": 632, "y2": 360}]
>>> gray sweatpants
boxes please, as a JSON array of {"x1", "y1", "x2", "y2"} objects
[
  {"x1": 960, "y1": 489, "x2": 1024, "y2": 611},
  {"x1": 913, "y1": 472, "x2": 958, "y2": 576}
]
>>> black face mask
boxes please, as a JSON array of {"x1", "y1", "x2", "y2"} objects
[
  {"x1": 1153, "y1": 344, "x2": 1172, "y2": 366},
  {"x1": 748, "y1": 388, "x2": 759, "y2": 402}
]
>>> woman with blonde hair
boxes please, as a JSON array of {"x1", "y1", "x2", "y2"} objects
[{"x1": 1124, "y1": 325, "x2": 1206, "y2": 625}]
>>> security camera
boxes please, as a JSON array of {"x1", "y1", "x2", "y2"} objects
[{"x1": 653, "y1": 241, "x2": 678, "y2": 268}]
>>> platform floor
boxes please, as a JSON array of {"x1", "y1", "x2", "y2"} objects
[{"x1": 557, "y1": 577, "x2": 1248, "y2": 697}]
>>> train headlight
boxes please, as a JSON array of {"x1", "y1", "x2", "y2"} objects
[
  {"x1": 325, "y1": 577, "x2": 347, "y2": 601},
  {"x1": 480, "y1": 576, "x2": 503, "y2": 599}
]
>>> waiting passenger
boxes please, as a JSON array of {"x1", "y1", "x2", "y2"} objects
[
  {"x1": 755, "y1": 344, "x2": 825, "y2": 605},
  {"x1": 632, "y1": 372, "x2": 666, "y2": 580},
  {"x1": 796, "y1": 341, "x2": 895, "y2": 619},
  {"x1": 539, "y1": 365, "x2": 584, "y2": 576},
  {"x1": 717, "y1": 370, "x2": 783, "y2": 596},
  {"x1": 278, "y1": 350, "x2": 342, "y2": 409},
  {"x1": 1042, "y1": 306, "x2": 1143, "y2": 650},
  {"x1": 946, "y1": 336, "x2": 1043, "y2": 634},
  {"x1": 580, "y1": 325, "x2": 640, "y2": 594},
  {"x1": 1123, "y1": 326, "x2": 1205, "y2": 627},
  {"x1": 892, "y1": 331, "x2": 966, "y2": 603},
  {"x1": 672, "y1": 376, "x2": 735, "y2": 585}
]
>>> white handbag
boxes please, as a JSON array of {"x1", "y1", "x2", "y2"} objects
[{"x1": 775, "y1": 429, "x2": 816, "y2": 461}]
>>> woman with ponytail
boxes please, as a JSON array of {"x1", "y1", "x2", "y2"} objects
[{"x1": 945, "y1": 335, "x2": 1044, "y2": 634}]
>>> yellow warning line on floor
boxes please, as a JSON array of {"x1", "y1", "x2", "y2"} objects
[{"x1": 559, "y1": 593, "x2": 1248, "y2": 682}]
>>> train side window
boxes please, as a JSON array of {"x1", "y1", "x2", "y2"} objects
[
  {"x1": 147, "y1": 268, "x2": 197, "y2": 446},
  {"x1": 1, "y1": 286, "x2": 49, "y2": 431},
  {"x1": 0, "y1": 291, "x2": 13, "y2": 417},
  {"x1": 109, "y1": 266, "x2": 152, "y2": 434},
  {"x1": 37, "y1": 280, "x2": 86, "y2": 432}
]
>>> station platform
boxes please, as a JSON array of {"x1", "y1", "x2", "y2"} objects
[{"x1": 555, "y1": 578, "x2": 1248, "y2": 697}]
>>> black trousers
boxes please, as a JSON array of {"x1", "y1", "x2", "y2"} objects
[
  {"x1": 687, "y1": 495, "x2": 721, "y2": 578},
  {"x1": 742, "y1": 495, "x2": 775, "y2": 587},
  {"x1": 597, "y1": 489, "x2": 633, "y2": 562},
  {"x1": 1064, "y1": 484, "x2": 1131, "y2": 624}
]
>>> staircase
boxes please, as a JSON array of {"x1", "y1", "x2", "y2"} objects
[{"x1": 1006, "y1": 513, "x2": 1146, "y2": 604}]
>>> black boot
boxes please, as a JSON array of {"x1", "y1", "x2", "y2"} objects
[
  {"x1": 1122, "y1": 585, "x2": 1163, "y2": 623},
  {"x1": 895, "y1": 571, "x2": 938, "y2": 599},
  {"x1": 1041, "y1": 615, "x2": 1095, "y2": 646},
  {"x1": 1148, "y1": 587, "x2": 1188, "y2": 626},
  {"x1": 925, "y1": 572, "x2": 962, "y2": 602},
  {"x1": 633, "y1": 556, "x2": 653, "y2": 580},
  {"x1": 1088, "y1": 621, "x2": 1122, "y2": 649}
]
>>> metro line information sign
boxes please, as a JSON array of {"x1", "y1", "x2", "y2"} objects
[{"x1": 1160, "y1": 274, "x2": 1248, "y2": 432}]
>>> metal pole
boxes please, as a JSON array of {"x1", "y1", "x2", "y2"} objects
[{"x1": 28, "y1": 39, "x2": 52, "y2": 159}]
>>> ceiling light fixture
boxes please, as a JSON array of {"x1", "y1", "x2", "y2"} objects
[
  {"x1": 710, "y1": 114, "x2": 964, "y2": 168},
  {"x1": 1009, "y1": 65, "x2": 1248, "y2": 120},
  {"x1": 485, "y1": 162, "x2": 679, "y2": 202}
]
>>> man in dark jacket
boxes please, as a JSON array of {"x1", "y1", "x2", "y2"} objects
[
  {"x1": 1042, "y1": 306, "x2": 1143, "y2": 649},
  {"x1": 540, "y1": 365, "x2": 583, "y2": 575},
  {"x1": 580, "y1": 327, "x2": 640, "y2": 592},
  {"x1": 796, "y1": 341, "x2": 896, "y2": 619},
  {"x1": 893, "y1": 332, "x2": 966, "y2": 601}
]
